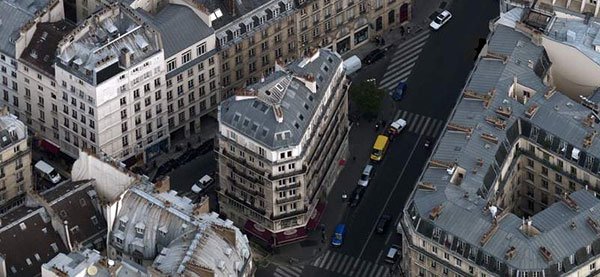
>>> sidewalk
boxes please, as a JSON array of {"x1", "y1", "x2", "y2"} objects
[{"x1": 342, "y1": 0, "x2": 453, "y2": 60}]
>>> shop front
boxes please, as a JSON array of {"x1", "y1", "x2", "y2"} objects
[{"x1": 353, "y1": 26, "x2": 369, "y2": 46}]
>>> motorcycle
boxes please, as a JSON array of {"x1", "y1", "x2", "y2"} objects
[{"x1": 424, "y1": 139, "x2": 431, "y2": 148}]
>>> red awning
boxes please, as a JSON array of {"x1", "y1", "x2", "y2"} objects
[
  {"x1": 40, "y1": 139, "x2": 60, "y2": 154},
  {"x1": 275, "y1": 227, "x2": 307, "y2": 246},
  {"x1": 243, "y1": 220, "x2": 273, "y2": 244},
  {"x1": 306, "y1": 200, "x2": 327, "y2": 230}
]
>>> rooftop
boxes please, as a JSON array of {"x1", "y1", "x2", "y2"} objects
[
  {"x1": 56, "y1": 3, "x2": 162, "y2": 85},
  {"x1": 42, "y1": 249, "x2": 147, "y2": 277},
  {"x1": 546, "y1": 15, "x2": 600, "y2": 66},
  {"x1": 0, "y1": 107, "x2": 27, "y2": 151},
  {"x1": 0, "y1": 0, "x2": 50, "y2": 56},
  {"x1": 135, "y1": 4, "x2": 213, "y2": 58},
  {"x1": 20, "y1": 21, "x2": 75, "y2": 76},
  {"x1": 219, "y1": 49, "x2": 342, "y2": 150},
  {"x1": 190, "y1": 0, "x2": 276, "y2": 30},
  {"x1": 407, "y1": 16, "x2": 600, "y2": 272}
]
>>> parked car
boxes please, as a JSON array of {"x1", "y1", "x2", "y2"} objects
[
  {"x1": 430, "y1": 10, "x2": 452, "y2": 30},
  {"x1": 376, "y1": 214, "x2": 392, "y2": 233},
  {"x1": 35, "y1": 160, "x2": 61, "y2": 184},
  {"x1": 384, "y1": 244, "x2": 401, "y2": 263},
  {"x1": 191, "y1": 174, "x2": 214, "y2": 194},
  {"x1": 363, "y1": 49, "x2": 386, "y2": 64},
  {"x1": 391, "y1": 81, "x2": 407, "y2": 101},
  {"x1": 349, "y1": 186, "x2": 366, "y2": 207},
  {"x1": 331, "y1": 224, "x2": 347, "y2": 246},
  {"x1": 357, "y1": 164, "x2": 375, "y2": 187},
  {"x1": 386, "y1": 118, "x2": 407, "y2": 138}
]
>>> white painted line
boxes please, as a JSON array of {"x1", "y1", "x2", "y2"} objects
[
  {"x1": 289, "y1": 266, "x2": 303, "y2": 274},
  {"x1": 425, "y1": 119, "x2": 440, "y2": 137},
  {"x1": 375, "y1": 248, "x2": 384, "y2": 265},
  {"x1": 367, "y1": 264, "x2": 382, "y2": 277},
  {"x1": 355, "y1": 133, "x2": 425, "y2": 264},
  {"x1": 418, "y1": 117, "x2": 432, "y2": 135},
  {"x1": 385, "y1": 230, "x2": 394, "y2": 245},
  {"x1": 379, "y1": 66, "x2": 415, "y2": 91},
  {"x1": 274, "y1": 268, "x2": 291, "y2": 277},
  {"x1": 335, "y1": 255, "x2": 350, "y2": 273},
  {"x1": 393, "y1": 31, "x2": 431, "y2": 56},
  {"x1": 430, "y1": 120, "x2": 444, "y2": 137},
  {"x1": 414, "y1": 115, "x2": 427, "y2": 133},
  {"x1": 278, "y1": 266, "x2": 301, "y2": 277},
  {"x1": 316, "y1": 250, "x2": 331, "y2": 267},
  {"x1": 398, "y1": 110, "x2": 408, "y2": 120},
  {"x1": 389, "y1": 44, "x2": 424, "y2": 67},
  {"x1": 379, "y1": 58, "x2": 418, "y2": 86},
  {"x1": 324, "y1": 252, "x2": 339, "y2": 270},
  {"x1": 342, "y1": 256, "x2": 356, "y2": 275},
  {"x1": 408, "y1": 114, "x2": 422, "y2": 132},
  {"x1": 359, "y1": 263, "x2": 373, "y2": 277},
  {"x1": 375, "y1": 266, "x2": 386, "y2": 277},
  {"x1": 404, "y1": 113, "x2": 416, "y2": 129},
  {"x1": 352, "y1": 260, "x2": 367, "y2": 277}
]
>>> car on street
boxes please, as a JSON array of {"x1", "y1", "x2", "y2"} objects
[
  {"x1": 191, "y1": 174, "x2": 214, "y2": 194},
  {"x1": 386, "y1": 118, "x2": 407, "y2": 138},
  {"x1": 357, "y1": 164, "x2": 374, "y2": 187},
  {"x1": 363, "y1": 49, "x2": 385, "y2": 65},
  {"x1": 376, "y1": 214, "x2": 392, "y2": 233},
  {"x1": 384, "y1": 244, "x2": 401, "y2": 263},
  {"x1": 349, "y1": 186, "x2": 366, "y2": 207},
  {"x1": 430, "y1": 10, "x2": 452, "y2": 30},
  {"x1": 391, "y1": 81, "x2": 407, "y2": 101},
  {"x1": 331, "y1": 224, "x2": 346, "y2": 246}
]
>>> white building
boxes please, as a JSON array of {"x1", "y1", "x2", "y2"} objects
[
  {"x1": 42, "y1": 248, "x2": 147, "y2": 277},
  {"x1": 54, "y1": 3, "x2": 169, "y2": 163}
]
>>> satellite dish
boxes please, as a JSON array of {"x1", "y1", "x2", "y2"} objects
[{"x1": 87, "y1": 265, "x2": 98, "y2": 276}]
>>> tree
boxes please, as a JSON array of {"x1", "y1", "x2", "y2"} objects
[{"x1": 350, "y1": 81, "x2": 385, "y2": 119}]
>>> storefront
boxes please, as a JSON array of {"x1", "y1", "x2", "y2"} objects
[
  {"x1": 353, "y1": 26, "x2": 368, "y2": 46},
  {"x1": 336, "y1": 36, "x2": 351, "y2": 54}
]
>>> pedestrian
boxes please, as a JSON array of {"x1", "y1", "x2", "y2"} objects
[
  {"x1": 352, "y1": 156, "x2": 356, "y2": 161},
  {"x1": 381, "y1": 38, "x2": 386, "y2": 46}
]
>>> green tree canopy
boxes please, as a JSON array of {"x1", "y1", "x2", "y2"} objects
[{"x1": 350, "y1": 81, "x2": 385, "y2": 118}]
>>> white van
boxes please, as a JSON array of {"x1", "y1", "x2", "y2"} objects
[
  {"x1": 343, "y1": 55, "x2": 362, "y2": 75},
  {"x1": 191, "y1": 175, "x2": 214, "y2": 194},
  {"x1": 357, "y1": 164, "x2": 374, "y2": 187},
  {"x1": 35, "y1": 160, "x2": 61, "y2": 184}
]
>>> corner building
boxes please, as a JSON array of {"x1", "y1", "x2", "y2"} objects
[
  {"x1": 217, "y1": 48, "x2": 349, "y2": 247},
  {"x1": 400, "y1": 4, "x2": 600, "y2": 277}
]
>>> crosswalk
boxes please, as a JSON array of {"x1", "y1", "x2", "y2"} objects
[
  {"x1": 311, "y1": 250, "x2": 390, "y2": 277},
  {"x1": 274, "y1": 265, "x2": 304, "y2": 277},
  {"x1": 378, "y1": 29, "x2": 431, "y2": 91},
  {"x1": 394, "y1": 109, "x2": 445, "y2": 138}
]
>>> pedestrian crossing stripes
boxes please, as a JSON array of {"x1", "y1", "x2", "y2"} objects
[
  {"x1": 378, "y1": 30, "x2": 431, "y2": 91},
  {"x1": 394, "y1": 110, "x2": 445, "y2": 138},
  {"x1": 311, "y1": 250, "x2": 390, "y2": 277},
  {"x1": 274, "y1": 265, "x2": 304, "y2": 277}
]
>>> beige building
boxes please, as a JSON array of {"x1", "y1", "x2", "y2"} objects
[
  {"x1": 0, "y1": 107, "x2": 32, "y2": 213},
  {"x1": 216, "y1": 48, "x2": 349, "y2": 247},
  {"x1": 400, "y1": 6, "x2": 600, "y2": 277}
]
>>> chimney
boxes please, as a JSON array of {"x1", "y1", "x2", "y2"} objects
[
  {"x1": 64, "y1": 220, "x2": 73, "y2": 251},
  {"x1": 154, "y1": 175, "x2": 170, "y2": 193},
  {"x1": 119, "y1": 48, "x2": 132, "y2": 68},
  {"x1": 489, "y1": 205, "x2": 498, "y2": 219}
]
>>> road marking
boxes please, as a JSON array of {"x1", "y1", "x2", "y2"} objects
[
  {"x1": 359, "y1": 263, "x2": 373, "y2": 277},
  {"x1": 390, "y1": 38, "x2": 427, "y2": 65},
  {"x1": 393, "y1": 31, "x2": 431, "y2": 56},
  {"x1": 355, "y1": 132, "x2": 425, "y2": 265},
  {"x1": 375, "y1": 248, "x2": 384, "y2": 265},
  {"x1": 342, "y1": 256, "x2": 356, "y2": 275},
  {"x1": 367, "y1": 264, "x2": 381, "y2": 277},
  {"x1": 325, "y1": 252, "x2": 338, "y2": 270},
  {"x1": 379, "y1": 61, "x2": 418, "y2": 89},
  {"x1": 335, "y1": 254, "x2": 350, "y2": 273},
  {"x1": 418, "y1": 117, "x2": 432, "y2": 135},
  {"x1": 274, "y1": 266, "x2": 303, "y2": 277},
  {"x1": 316, "y1": 250, "x2": 331, "y2": 267},
  {"x1": 376, "y1": 266, "x2": 387, "y2": 276}
]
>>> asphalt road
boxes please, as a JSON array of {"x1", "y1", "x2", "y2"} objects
[{"x1": 258, "y1": 0, "x2": 499, "y2": 276}]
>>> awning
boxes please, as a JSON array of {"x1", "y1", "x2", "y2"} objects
[
  {"x1": 306, "y1": 200, "x2": 327, "y2": 230},
  {"x1": 40, "y1": 139, "x2": 60, "y2": 154},
  {"x1": 243, "y1": 220, "x2": 274, "y2": 244},
  {"x1": 275, "y1": 227, "x2": 307, "y2": 246}
]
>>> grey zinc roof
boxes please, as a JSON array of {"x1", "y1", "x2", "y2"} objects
[
  {"x1": 219, "y1": 49, "x2": 342, "y2": 150},
  {"x1": 0, "y1": 0, "x2": 49, "y2": 55},
  {"x1": 546, "y1": 16, "x2": 600, "y2": 66},
  {"x1": 409, "y1": 13, "x2": 600, "y2": 272},
  {"x1": 192, "y1": 0, "x2": 275, "y2": 30},
  {"x1": 135, "y1": 4, "x2": 213, "y2": 58}
]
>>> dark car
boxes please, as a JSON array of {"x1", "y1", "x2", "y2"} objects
[
  {"x1": 363, "y1": 49, "x2": 385, "y2": 65},
  {"x1": 376, "y1": 214, "x2": 392, "y2": 233},
  {"x1": 349, "y1": 186, "x2": 366, "y2": 207},
  {"x1": 391, "y1": 81, "x2": 407, "y2": 101}
]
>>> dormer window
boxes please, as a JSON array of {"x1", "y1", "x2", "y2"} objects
[
  {"x1": 119, "y1": 216, "x2": 129, "y2": 230},
  {"x1": 135, "y1": 222, "x2": 145, "y2": 235}
]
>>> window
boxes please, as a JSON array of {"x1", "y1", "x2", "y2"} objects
[
  {"x1": 197, "y1": 43, "x2": 206, "y2": 56},
  {"x1": 122, "y1": 136, "x2": 128, "y2": 146},
  {"x1": 167, "y1": 59, "x2": 176, "y2": 72},
  {"x1": 182, "y1": 51, "x2": 191, "y2": 64},
  {"x1": 455, "y1": 258, "x2": 462, "y2": 266},
  {"x1": 120, "y1": 97, "x2": 126, "y2": 106},
  {"x1": 541, "y1": 166, "x2": 548, "y2": 176}
]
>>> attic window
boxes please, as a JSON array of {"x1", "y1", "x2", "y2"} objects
[
  {"x1": 243, "y1": 118, "x2": 250, "y2": 127},
  {"x1": 327, "y1": 57, "x2": 333, "y2": 63},
  {"x1": 91, "y1": 216, "x2": 98, "y2": 225},
  {"x1": 298, "y1": 114, "x2": 305, "y2": 121},
  {"x1": 304, "y1": 103, "x2": 309, "y2": 110},
  {"x1": 276, "y1": 133, "x2": 284, "y2": 140},
  {"x1": 318, "y1": 75, "x2": 323, "y2": 82},
  {"x1": 79, "y1": 198, "x2": 86, "y2": 207},
  {"x1": 308, "y1": 95, "x2": 314, "y2": 101},
  {"x1": 50, "y1": 243, "x2": 59, "y2": 253},
  {"x1": 19, "y1": 222, "x2": 27, "y2": 230},
  {"x1": 323, "y1": 65, "x2": 329, "y2": 72},
  {"x1": 60, "y1": 210, "x2": 67, "y2": 218},
  {"x1": 294, "y1": 122, "x2": 300, "y2": 129},
  {"x1": 233, "y1": 113, "x2": 241, "y2": 122},
  {"x1": 34, "y1": 254, "x2": 41, "y2": 261},
  {"x1": 251, "y1": 123, "x2": 259, "y2": 132},
  {"x1": 262, "y1": 128, "x2": 269, "y2": 137}
]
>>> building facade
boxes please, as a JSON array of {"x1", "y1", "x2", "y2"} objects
[
  {"x1": 0, "y1": 107, "x2": 32, "y2": 212},
  {"x1": 217, "y1": 48, "x2": 349, "y2": 247},
  {"x1": 400, "y1": 6, "x2": 600, "y2": 277}
]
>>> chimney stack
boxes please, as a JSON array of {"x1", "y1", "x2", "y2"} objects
[{"x1": 119, "y1": 48, "x2": 132, "y2": 68}]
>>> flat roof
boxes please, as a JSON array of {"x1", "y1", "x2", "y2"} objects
[{"x1": 20, "y1": 21, "x2": 75, "y2": 76}]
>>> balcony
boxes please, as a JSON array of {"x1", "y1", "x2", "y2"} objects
[
  {"x1": 276, "y1": 182, "x2": 301, "y2": 192},
  {"x1": 268, "y1": 165, "x2": 307, "y2": 180},
  {"x1": 227, "y1": 176, "x2": 265, "y2": 198},
  {"x1": 219, "y1": 148, "x2": 265, "y2": 175},
  {"x1": 227, "y1": 162, "x2": 260, "y2": 183},
  {"x1": 276, "y1": 194, "x2": 301, "y2": 204},
  {"x1": 223, "y1": 189, "x2": 267, "y2": 215},
  {"x1": 271, "y1": 206, "x2": 307, "y2": 221}
]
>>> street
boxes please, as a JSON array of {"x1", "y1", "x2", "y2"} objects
[{"x1": 258, "y1": 0, "x2": 499, "y2": 276}]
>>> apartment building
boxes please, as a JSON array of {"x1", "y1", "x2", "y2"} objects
[
  {"x1": 134, "y1": 1, "x2": 221, "y2": 140},
  {"x1": 296, "y1": 0, "x2": 411, "y2": 55},
  {"x1": 217, "y1": 48, "x2": 349, "y2": 247},
  {"x1": 51, "y1": 3, "x2": 169, "y2": 163},
  {"x1": 400, "y1": 7, "x2": 600, "y2": 277},
  {"x1": 0, "y1": 107, "x2": 31, "y2": 213}
]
